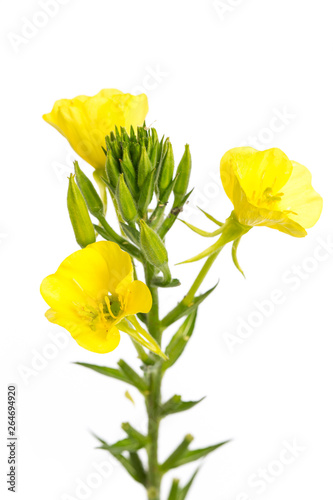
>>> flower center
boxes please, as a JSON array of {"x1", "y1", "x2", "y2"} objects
[{"x1": 76, "y1": 294, "x2": 123, "y2": 330}]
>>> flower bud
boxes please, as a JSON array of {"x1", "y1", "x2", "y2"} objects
[
  {"x1": 140, "y1": 220, "x2": 170, "y2": 274},
  {"x1": 138, "y1": 169, "x2": 156, "y2": 216},
  {"x1": 158, "y1": 140, "x2": 174, "y2": 197},
  {"x1": 116, "y1": 174, "x2": 139, "y2": 224},
  {"x1": 74, "y1": 161, "x2": 104, "y2": 219},
  {"x1": 105, "y1": 150, "x2": 120, "y2": 190},
  {"x1": 67, "y1": 174, "x2": 96, "y2": 248},
  {"x1": 173, "y1": 144, "x2": 192, "y2": 206},
  {"x1": 137, "y1": 144, "x2": 152, "y2": 188}
]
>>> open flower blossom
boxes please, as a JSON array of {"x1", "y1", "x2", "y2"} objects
[
  {"x1": 220, "y1": 147, "x2": 323, "y2": 237},
  {"x1": 180, "y1": 147, "x2": 322, "y2": 264},
  {"x1": 40, "y1": 241, "x2": 165, "y2": 357},
  {"x1": 43, "y1": 89, "x2": 148, "y2": 170}
]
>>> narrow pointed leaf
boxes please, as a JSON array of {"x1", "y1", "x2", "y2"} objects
[
  {"x1": 161, "y1": 395, "x2": 205, "y2": 417},
  {"x1": 74, "y1": 362, "x2": 132, "y2": 384},
  {"x1": 128, "y1": 452, "x2": 147, "y2": 486},
  {"x1": 160, "y1": 435, "x2": 194, "y2": 472},
  {"x1": 161, "y1": 283, "x2": 218, "y2": 328},
  {"x1": 163, "y1": 311, "x2": 197, "y2": 369},
  {"x1": 108, "y1": 452, "x2": 146, "y2": 484},
  {"x1": 118, "y1": 359, "x2": 148, "y2": 393},
  {"x1": 100, "y1": 437, "x2": 142, "y2": 454},
  {"x1": 179, "y1": 468, "x2": 200, "y2": 500},
  {"x1": 167, "y1": 479, "x2": 180, "y2": 500},
  {"x1": 169, "y1": 440, "x2": 230, "y2": 469}
]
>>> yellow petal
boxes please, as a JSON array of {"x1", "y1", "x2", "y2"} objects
[
  {"x1": 43, "y1": 89, "x2": 148, "y2": 169},
  {"x1": 279, "y1": 161, "x2": 323, "y2": 229},
  {"x1": 124, "y1": 281, "x2": 152, "y2": 314},
  {"x1": 220, "y1": 147, "x2": 257, "y2": 203},
  {"x1": 46, "y1": 309, "x2": 120, "y2": 353},
  {"x1": 55, "y1": 245, "x2": 110, "y2": 300},
  {"x1": 89, "y1": 241, "x2": 133, "y2": 295},
  {"x1": 40, "y1": 274, "x2": 89, "y2": 314}
]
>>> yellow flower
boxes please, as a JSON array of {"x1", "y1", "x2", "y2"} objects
[
  {"x1": 43, "y1": 89, "x2": 148, "y2": 170},
  {"x1": 40, "y1": 241, "x2": 165, "y2": 357},
  {"x1": 220, "y1": 147, "x2": 323, "y2": 237}
]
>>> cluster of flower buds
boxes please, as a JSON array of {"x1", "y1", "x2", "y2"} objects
[{"x1": 67, "y1": 125, "x2": 192, "y2": 286}]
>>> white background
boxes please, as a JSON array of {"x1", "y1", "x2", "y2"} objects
[{"x1": 1, "y1": 1, "x2": 333, "y2": 499}]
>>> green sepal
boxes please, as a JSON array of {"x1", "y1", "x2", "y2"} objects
[
  {"x1": 158, "y1": 140, "x2": 174, "y2": 197},
  {"x1": 163, "y1": 311, "x2": 197, "y2": 368},
  {"x1": 232, "y1": 236, "x2": 245, "y2": 277},
  {"x1": 74, "y1": 161, "x2": 104, "y2": 219},
  {"x1": 151, "y1": 277, "x2": 181, "y2": 288},
  {"x1": 116, "y1": 174, "x2": 139, "y2": 224},
  {"x1": 138, "y1": 168, "x2": 156, "y2": 216},
  {"x1": 173, "y1": 144, "x2": 192, "y2": 206},
  {"x1": 120, "y1": 223, "x2": 141, "y2": 246},
  {"x1": 118, "y1": 360, "x2": 148, "y2": 394},
  {"x1": 67, "y1": 174, "x2": 96, "y2": 248},
  {"x1": 164, "y1": 440, "x2": 230, "y2": 470},
  {"x1": 160, "y1": 395, "x2": 205, "y2": 417},
  {"x1": 160, "y1": 435, "x2": 194, "y2": 472},
  {"x1": 161, "y1": 283, "x2": 218, "y2": 328},
  {"x1": 178, "y1": 213, "x2": 251, "y2": 264},
  {"x1": 197, "y1": 207, "x2": 223, "y2": 226},
  {"x1": 179, "y1": 219, "x2": 224, "y2": 238}
]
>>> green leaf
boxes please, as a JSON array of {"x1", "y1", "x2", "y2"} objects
[
  {"x1": 128, "y1": 452, "x2": 147, "y2": 486},
  {"x1": 161, "y1": 395, "x2": 205, "y2": 417},
  {"x1": 169, "y1": 440, "x2": 230, "y2": 469},
  {"x1": 121, "y1": 423, "x2": 148, "y2": 447},
  {"x1": 163, "y1": 311, "x2": 197, "y2": 369},
  {"x1": 118, "y1": 360, "x2": 148, "y2": 393},
  {"x1": 160, "y1": 435, "x2": 194, "y2": 472},
  {"x1": 178, "y1": 468, "x2": 200, "y2": 500},
  {"x1": 167, "y1": 479, "x2": 180, "y2": 500},
  {"x1": 109, "y1": 452, "x2": 146, "y2": 485},
  {"x1": 74, "y1": 362, "x2": 132, "y2": 384},
  {"x1": 161, "y1": 283, "x2": 218, "y2": 328},
  {"x1": 100, "y1": 437, "x2": 142, "y2": 454}
]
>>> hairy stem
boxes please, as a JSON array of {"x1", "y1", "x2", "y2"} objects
[
  {"x1": 182, "y1": 248, "x2": 222, "y2": 306},
  {"x1": 144, "y1": 261, "x2": 163, "y2": 500}
]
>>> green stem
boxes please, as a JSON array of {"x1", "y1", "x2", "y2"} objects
[
  {"x1": 182, "y1": 248, "x2": 223, "y2": 306},
  {"x1": 144, "y1": 261, "x2": 163, "y2": 500}
]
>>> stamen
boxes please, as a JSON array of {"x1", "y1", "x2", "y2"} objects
[
  {"x1": 99, "y1": 303, "x2": 108, "y2": 324},
  {"x1": 105, "y1": 296, "x2": 117, "y2": 319}
]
